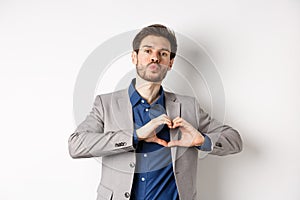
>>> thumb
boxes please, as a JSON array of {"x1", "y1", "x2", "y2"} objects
[
  {"x1": 167, "y1": 140, "x2": 181, "y2": 147},
  {"x1": 153, "y1": 137, "x2": 168, "y2": 147}
]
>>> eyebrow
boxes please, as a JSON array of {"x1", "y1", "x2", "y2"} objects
[{"x1": 141, "y1": 45, "x2": 171, "y2": 52}]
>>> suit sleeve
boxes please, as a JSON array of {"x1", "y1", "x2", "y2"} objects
[
  {"x1": 68, "y1": 95, "x2": 135, "y2": 158},
  {"x1": 194, "y1": 98, "x2": 243, "y2": 156}
]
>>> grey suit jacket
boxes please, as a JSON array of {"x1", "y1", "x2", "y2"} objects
[{"x1": 68, "y1": 89, "x2": 242, "y2": 200}]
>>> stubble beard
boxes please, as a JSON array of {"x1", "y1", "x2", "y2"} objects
[{"x1": 136, "y1": 63, "x2": 168, "y2": 83}]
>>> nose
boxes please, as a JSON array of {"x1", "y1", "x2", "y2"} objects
[
  {"x1": 151, "y1": 57, "x2": 158, "y2": 63},
  {"x1": 151, "y1": 52, "x2": 160, "y2": 63}
]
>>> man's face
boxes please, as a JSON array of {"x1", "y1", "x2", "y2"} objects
[{"x1": 132, "y1": 35, "x2": 174, "y2": 82}]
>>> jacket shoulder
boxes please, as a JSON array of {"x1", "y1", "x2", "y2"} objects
[{"x1": 96, "y1": 89, "x2": 128, "y2": 100}]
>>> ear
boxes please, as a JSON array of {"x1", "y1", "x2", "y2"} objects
[
  {"x1": 168, "y1": 59, "x2": 174, "y2": 71},
  {"x1": 131, "y1": 51, "x2": 138, "y2": 65}
]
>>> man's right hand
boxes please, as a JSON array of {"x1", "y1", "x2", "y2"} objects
[{"x1": 136, "y1": 114, "x2": 172, "y2": 147}]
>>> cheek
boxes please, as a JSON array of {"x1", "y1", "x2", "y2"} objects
[
  {"x1": 138, "y1": 54, "x2": 150, "y2": 63},
  {"x1": 161, "y1": 59, "x2": 171, "y2": 67}
]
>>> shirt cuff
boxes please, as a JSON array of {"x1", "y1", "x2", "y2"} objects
[{"x1": 195, "y1": 134, "x2": 212, "y2": 152}]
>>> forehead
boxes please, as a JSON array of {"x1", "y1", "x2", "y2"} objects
[{"x1": 140, "y1": 35, "x2": 171, "y2": 50}]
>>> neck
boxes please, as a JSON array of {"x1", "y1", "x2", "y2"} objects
[{"x1": 135, "y1": 76, "x2": 162, "y2": 105}]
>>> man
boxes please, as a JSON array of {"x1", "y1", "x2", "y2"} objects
[{"x1": 68, "y1": 24, "x2": 243, "y2": 200}]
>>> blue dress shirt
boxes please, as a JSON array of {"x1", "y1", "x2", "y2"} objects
[{"x1": 128, "y1": 79, "x2": 211, "y2": 200}]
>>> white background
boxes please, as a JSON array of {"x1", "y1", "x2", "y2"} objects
[{"x1": 1, "y1": 0, "x2": 300, "y2": 200}]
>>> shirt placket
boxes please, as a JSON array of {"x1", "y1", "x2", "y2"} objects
[{"x1": 140, "y1": 100, "x2": 151, "y2": 199}]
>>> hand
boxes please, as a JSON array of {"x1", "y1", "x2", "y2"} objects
[
  {"x1": 136, "y1": 114, "x2": 172, "y2": 147},
  {"x1": 167, "y1": 117, "x2": 205, "y2": 147}
]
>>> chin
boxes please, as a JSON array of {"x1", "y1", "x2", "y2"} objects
[{"x1": 146, "y1": 76, "x2": 163, "y2": 83}]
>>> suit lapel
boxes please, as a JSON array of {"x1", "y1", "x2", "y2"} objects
[
  {"x1": 165, "y1": 92, "x2": 181, "y2": 169},
  {"x1": 114, "y1": 90, "x2": 134, "y2": 131}
]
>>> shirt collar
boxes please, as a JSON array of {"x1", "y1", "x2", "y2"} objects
[{"x1": 128, "y1": 78, "x2": 165, "y2": 107}]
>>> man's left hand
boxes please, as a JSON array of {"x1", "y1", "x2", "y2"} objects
[{"x1": 167, "y1": 117, "x2": 205, "y2": 147}]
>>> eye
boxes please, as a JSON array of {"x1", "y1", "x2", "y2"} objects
[
  {"x1": 144, "y1": 49, "x2": 151, "y2": 54},
  {"x1": 161, "y1": 52, "x2": 169, "y2": 57}
]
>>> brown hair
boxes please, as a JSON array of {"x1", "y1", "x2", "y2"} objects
[{"x1": 132, "y1": 24, "x2": 177, "y2": 59}]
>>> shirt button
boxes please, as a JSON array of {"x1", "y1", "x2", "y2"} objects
[
  {"x1": 141, "y1": 177, "x2": 145, "y2": 182},
  {"x1": 124, "y1": 192, "x2": 130, "y2": 198},
  {"x1": 141, "y1": 100, "x2": 145, "y2": 103},
  {"x1": 145, "y1": 108, "x2": 149, "y2": 112},
  {"x1": 143, "y1": 154, "x2": 147, "y2": 158},
  {"x1": 129, "y1": 162, "x2": 135, "y2": 168}
]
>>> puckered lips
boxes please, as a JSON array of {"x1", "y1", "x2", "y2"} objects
[{"x1": 148, "y1": 63, "x2": 160, "y2": 72}]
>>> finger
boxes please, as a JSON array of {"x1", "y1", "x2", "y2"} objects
[
  {"x1": 165, "y1": 120, "x2": 173, "y2": 127},
  {"x1": 144, "y1": 135, "x2": 155, "y2": 142},
  {"x1": 144, "y1": 135, "x2": 168, "y2": 147},
  {"x1": 162, "y1": 115, "x2": 172, "y2": 121},
  {"x1": 167, "y1": 140, "x2": 181, "y2": 147},
  {"x1": 154, "y1": 138, "x2": 168, "y2": 147},
  {"x1": 161, "y1": 117, "x2": 172, "y2": 126},
  {"x1": 167, "y1": 124, "x2": 173, "y2": 129},
  {"x1": 160, "y1": 114, "x2": 171, "y2": 121},
  {"x1": 163, "y1": 117, "x2": 172, "y2": 123},
  {"x1": 172, "y1": 117, "x2": 183, "y2": 125},
  {"x1": 147, "y1": 135, "x2": 166, "y2": 146},
  {"x1": 172, "y1": 116, "x2": 181, "y2": 122},
  {"x1": 159, "y1": 119, "x2": 172, "y2": 127},
  {"x1": 153, "y1": 115, "x2": 171, "y2": 127},
  {"x1": 172, "y1": 121, "x2": 183, "y2": 128},
  {"x1": 172, "y1": 117, "x2": 182, "y2": 128},
  {"x1": 173, "y1": 116, "x2": 180, "y2": 120}
]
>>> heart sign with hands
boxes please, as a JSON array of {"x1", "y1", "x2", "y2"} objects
[{"x1": 136, "y1": 114, "x2": 205, "y2": 148}]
